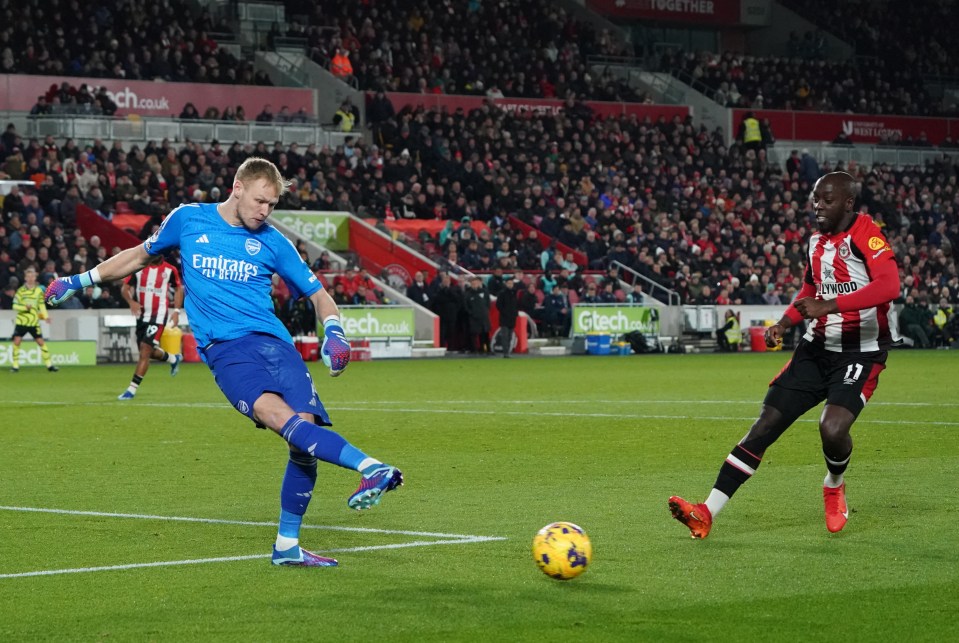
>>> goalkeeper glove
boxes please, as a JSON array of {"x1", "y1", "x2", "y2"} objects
[
  {"x1": 320, "y1": 317, "x2": 350, "y2": 377},
  {"x1": 45, "y1": 270, "x2": 97, "y2": 307}
]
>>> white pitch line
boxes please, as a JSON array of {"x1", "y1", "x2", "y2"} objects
[
  {"x1": 349, "y1": 399, "x2": 959, "y2": 408},
  {"x1": 0, "y1": 506, "x2": 491, "y2": 540},
  {"x1": 3, "y1": 401, "x2": 957, "y2": 426},
  {"x1": 0, "y1": 537, "x2": 505, "y2": 580},
  {"x1": 333, "y1": 408, "x2": 959, "y2": 426}
]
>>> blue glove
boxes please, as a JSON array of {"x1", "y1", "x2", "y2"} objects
[
  {"x1": 321, "y1": 318, "x2": 351, "y2": 377},
  {"x1": 45, "y1": 273, "x2": 93, "y2": 307}
]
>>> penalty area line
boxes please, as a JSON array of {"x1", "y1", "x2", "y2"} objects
[
  {"x1": 0, "y1": 537, "x2": 505, "y2": 580},
  {"x1": 0, "y1": 506, "x2": 493, "y2": 540}
]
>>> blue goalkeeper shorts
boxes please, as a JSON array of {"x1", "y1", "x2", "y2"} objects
[{"x1": 201, "y1": 333, "x2": 331, "y2": 427}]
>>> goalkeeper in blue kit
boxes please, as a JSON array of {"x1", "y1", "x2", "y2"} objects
[{"x1": 46, "y1": 158, "x2": 403, "y2": 568}]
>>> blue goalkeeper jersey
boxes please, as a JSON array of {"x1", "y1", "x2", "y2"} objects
[{"x1": 144, "y1": 202, "x2": 322, "y2": 348}]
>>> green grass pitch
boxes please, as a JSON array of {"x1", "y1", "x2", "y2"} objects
[{"x1": 1, "y1": 350, "x2": 957, "y2": 641}]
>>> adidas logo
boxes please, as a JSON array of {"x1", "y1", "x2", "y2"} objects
[{"x1": 197, "y1": 234, "x2": 210, "y2": 244}]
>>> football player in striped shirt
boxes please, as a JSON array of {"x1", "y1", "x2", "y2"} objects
[
  {"x1": 117, "y1": 254, "x2": 185, "y2": 399},
  {"x1": 670, "y1": 171, "x2": 900, "y2": 538},
  {"x1": 10, "y1": 266, "x2": 58, "y2": 373}
]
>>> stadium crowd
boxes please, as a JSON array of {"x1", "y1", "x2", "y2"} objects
[
  {"x1": 782, "y1": 0, "x2": 959, "y2": 78},
  {"x1": 2, "y1": 96, "x2": 957, "y2": 347},
  {"x1": 281, "y1": 0, "x2": 643, "y2": 102},
  {"x1": 2, "y1": 0, "x2": 958, "y2": 347},
  {"x1": 663, "y1": 49, "x2": 955, "y2": 117},
  {"x1": 0, "y1": 0, "x2": 263, "y2": 89}
]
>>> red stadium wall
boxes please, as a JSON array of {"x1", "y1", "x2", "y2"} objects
[
  {"x1": 77, "y1": 204, "x2": 142, "y2": 251},
  {"x1": 587, "y1": 0, "x2": 749, "y2": 25},
  {"x1": 1, "y1": 74, "x2": 315, "y2": 119},
  {"x1": 733, "y1": 108, "x2": 959, "y2": 145},
  {"x1": 349, "y1": 218, "x2": 438, "y2": 282},
  {"x1": 383, "y1": 93, "x2": 690, "y2": 121}
]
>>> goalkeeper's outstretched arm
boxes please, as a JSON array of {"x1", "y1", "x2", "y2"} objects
[{"x1": 46, "y1": 244, "x2": 154, "y2": 307}]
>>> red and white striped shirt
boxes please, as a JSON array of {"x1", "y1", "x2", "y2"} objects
[
  {"x1": 795, "y1": 214, "x2": 899, "y2": 352},
  {"x1": 127, "y1": 262, "x2": 180, "y2": 324}
]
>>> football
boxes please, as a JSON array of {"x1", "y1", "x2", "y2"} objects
[{"x1": 532, "y1": 522, "x2": 592, "y2": 580}]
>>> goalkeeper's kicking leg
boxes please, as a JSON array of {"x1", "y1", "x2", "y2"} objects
[
  {"x1": 202, "y1": 332, "x2": 402, "y2": 567},
  {"x1": 254, "y1": 395, "x2": 404, "y2": 567}
]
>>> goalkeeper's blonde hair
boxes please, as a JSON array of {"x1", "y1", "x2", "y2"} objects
[{"x1": 234, "y1": 157, "x2": 291, "y2": 196}]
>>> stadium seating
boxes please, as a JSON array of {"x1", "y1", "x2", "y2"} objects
[
  {"x1": 1, "y1": 2, "x2": 956, "y2": 319},
  {"x1": 282, "y1": 0, "x2": 643, "y2": 101}
]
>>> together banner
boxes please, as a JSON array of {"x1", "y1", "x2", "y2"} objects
[
  {"x1": 572, "y1": 305, "x2": 658, "y2": 335},
  {"x1": 0, "y1": 341, "x2": 97, "y2": 367}
]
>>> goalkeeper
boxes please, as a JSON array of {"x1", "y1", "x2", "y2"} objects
[{"x1": 46, "y1": 158, "x2": 403, "y2": 568}]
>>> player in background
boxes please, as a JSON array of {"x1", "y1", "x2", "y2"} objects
[
  {"x1": 46, "y1": 157, "x2": 403, "y2": 568},
  {"x1": 117, "y1": 254, "x2": 185, "y2": 399},
  {"x1": 669, "y1": 172, "x2": 900, "y2": 538},
  {"x1": 10, "y1": 266, "x2": 58, "y2": 373}
]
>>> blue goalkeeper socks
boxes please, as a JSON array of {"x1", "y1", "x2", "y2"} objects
[
  {"x1": 279, "y1": 416, "x2": 371, "y2": 471},
  {"x1": 276, "y1": 451, "x2": 318, "y2": 551}
]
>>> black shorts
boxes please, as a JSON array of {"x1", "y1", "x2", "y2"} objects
[
  {"x1": 12, "y1": 324, "x2": 42, "y2": 339},
  {"x1": 135, "y1": 320, "x2": 165, "y2": 347},
  {"x1": 764, "y1": 339, "x2": 887, "y2": 421}
]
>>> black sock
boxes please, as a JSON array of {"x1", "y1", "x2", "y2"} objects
[
  {"x1": 824, "y1": 447, "x2": 852, "y2": 477},
  {"x1": 713, "y1": 444, "x2": 763, "y2": 499}
]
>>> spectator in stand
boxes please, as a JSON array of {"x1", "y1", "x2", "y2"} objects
[
  {"x1": 832, "y1": 130, "x2": 853, "y2": 146},
  {"x1": 598, "y1": 281, "x2": 618, "y2": 303},
  {"x1": 179, "y1": 103, "x2": 200, "y2": 120},
  {"x1": 256, "y1": 104, "x2": 275, "y2": 123},
  {"x1": 367, "y1": 90, "x2": 396, "y2": 146},
  {"x1": 275, "y1": 106, "x2": 292, "y2": 124},
  {"x1": 29, "y1": 96, "x2": 51, "y2": 116},
  {"x1": 330, "y1": 48, "x2": 353, "y2": 83},
  {"x1": 351, "y1": 284, "x2": 376, "y2": 305},
  {"x1": 580, "y1": 281, "x2": 600, "y2": 304},
  {"x1": 626, "y1": 283, "x2": 646, "y2": 305},
  {"x1": 330, "y1": 282, "x2": 350, "y2": 306},
  {"x1": 898, "y1": 295, "x2": 934, "y2": 348}
]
